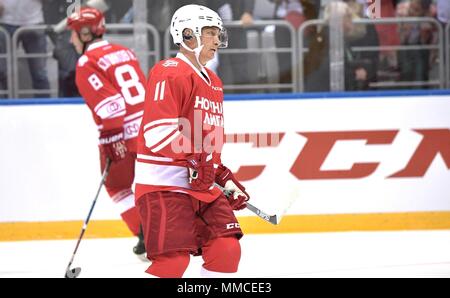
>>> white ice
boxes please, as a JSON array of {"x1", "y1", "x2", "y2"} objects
[{"x1": 1, "y1": 230, "x2": 449, "y2": 278}]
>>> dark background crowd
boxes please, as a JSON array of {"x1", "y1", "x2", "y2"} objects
[{"x1": 0, "y1": 0, "x2": 449, "y2": 98}]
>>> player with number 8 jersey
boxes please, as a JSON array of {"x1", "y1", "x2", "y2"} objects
[
  {"x1": 68, "y1": 7, "x2": 147, "y2": 257},
  {"x1": 75, "y1": 43, "x2": 145, "y2": 144}
]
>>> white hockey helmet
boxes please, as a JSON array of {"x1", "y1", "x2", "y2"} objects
[{"x1": 170, "y1": 4, "x2": 228, "y2": 48}]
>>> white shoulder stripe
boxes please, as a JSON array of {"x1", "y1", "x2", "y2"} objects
[
  {"x1": 143, "y1": 124, "x2": 179, "y2": 149},
  {"x1": 151, "y1": 130, "x2": 182, "y2": 153},
  {"x1": 94, "y1": 94, "x2": 122, "y2": 112},
  {"x1": 143, "y1": 118, "x2": 179, "y2": 132},
  {"x1": 94, "y1": 94, "x2": 126, "y2": 120}
]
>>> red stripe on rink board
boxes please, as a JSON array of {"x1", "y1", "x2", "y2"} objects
[{"x1": 1, "y1": 212, "x2": 450, "y2": 241}]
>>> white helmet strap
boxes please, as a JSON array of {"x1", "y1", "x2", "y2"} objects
[{"x1": 181, "y1": 35, "x2": 205, "y2": 66}]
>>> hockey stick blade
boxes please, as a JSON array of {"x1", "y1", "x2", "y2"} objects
[
  {"x1": 65, "y1": 267, "x2": 81, "y2": 278},
  {"x1": 246, "y1": 202, "x2": 278, "y2": 225}
]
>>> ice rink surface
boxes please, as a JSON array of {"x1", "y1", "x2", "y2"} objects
[{"x1": 1, "y1": 230, "x2": 449, "y2": 278}]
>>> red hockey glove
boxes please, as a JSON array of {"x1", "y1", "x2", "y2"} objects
[
  {"x1": 186, "y1": 153, "x2": 215, "y2": 191},
  {"x1": 216, "y1": 165, "x2": 250, "y2": 211},
  {"x1": 99, "y1": 129, "x2": 127, "y2": 162}
]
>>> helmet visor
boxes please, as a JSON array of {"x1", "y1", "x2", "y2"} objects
[{"x1": 218, "y1": 28, "x2": 228, "y2": 48}]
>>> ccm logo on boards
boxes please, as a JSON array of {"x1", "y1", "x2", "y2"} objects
[{"x1": 225, "y1": 129, "x2": 450, "y2": 181}]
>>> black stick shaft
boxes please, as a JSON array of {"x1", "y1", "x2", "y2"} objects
[{"x1": 64, "y1": 159, "x2": 112, "y2": 275}]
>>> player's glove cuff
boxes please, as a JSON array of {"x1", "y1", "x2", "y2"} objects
[
  {"x1": 216, "y1": 164, "x2": 250, "y2": 210},
  {"x1": 186, "y1": 153, "x2": 215, "y2": 191},
  {"x1": 99, "y1": 128, "x2": 127, "y2": 162}
]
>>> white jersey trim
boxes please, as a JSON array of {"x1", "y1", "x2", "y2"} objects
[
  {"x1": 151, "y1": 130, "x2": 181, "y2": 153},
  {"x1": 135, "y1": 161, "x2": 190, "y2": 189},
  {"x1": 113, "y1": 193, "x2": 136, "y2": 214},
  {"x1": 143, "y1": 118, "x2": 179, "y2": 132},
  {"x1": 143, "y1": 123, "x2": 179, "y2": 150},
  {"x1": 94, "y1": 94, "x2": 126, "y2": 120},
  {"x1": 137, "y1": 154, "x2": 174, "y2": 162},
  {"x1": 176, "y1": 53, "x2": 211, "y2": 86},
  {"x1": 124, "y1": 111, "x2": 144, "y2": 122},
  {"x1": 86, "y1": 40, "x2": 109, "y2": 52}
]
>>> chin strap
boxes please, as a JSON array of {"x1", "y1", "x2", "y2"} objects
[{"x1": 181, "y1": 35, "x2": 205, "y2": 68}]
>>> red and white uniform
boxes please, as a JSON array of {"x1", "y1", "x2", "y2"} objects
[
  {"x1": 135, "y1": 53, "x2": 224, "y2": 203},
  {"x1": 75, "y1": 40, "x2": 146, "y2": 151},
  {"x1": 75, "y1": 40, "x2": 146, "y2": 236}
]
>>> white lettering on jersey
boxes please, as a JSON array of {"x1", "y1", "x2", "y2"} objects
[
  {"x1": 88, "y1": 74, "x2": 104, "y2": 91},
  {"x1": 162, "y1": 60, "x2": 179, "y2": 67},
  {"x1": 194, "y1": 96, "x2": 223, "y2": 114},
  {"x1": 194, "y1": 96, "x2": 224, "y2": 127},
  {"x1": 115, "y1": 64, "x2": 145, "y2": 105},
  {"x1": 204, "y1": 112, "x2": 224, "y2": 127},
  {"x1": 153, "y1": 81, "x2": 166, "y2": 101},
  {"x1": 97, "y1": 50, "x2": 138, "y2": 71}
]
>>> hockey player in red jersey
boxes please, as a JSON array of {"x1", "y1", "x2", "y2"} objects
[
  {"x1": 67, "y1": 7, "x2": 146, "y2": 256},
  {"x1": 135, "y1": 4, "x2": 250, "y2": 278}
]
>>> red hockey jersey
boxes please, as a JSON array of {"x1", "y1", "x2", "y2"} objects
[
  {"x1": 75, "y1": 40, "x2": 146, "y2": 151},
  {"x1": 135, "y1": 53, "x2": 225, "y2": 203}
]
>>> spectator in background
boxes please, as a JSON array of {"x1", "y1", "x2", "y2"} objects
[
  {"x1": 397, "y1": 0, "x2": 433, "y2": 86},
  {"x1": 436, "y1": 0, "x2": 450, "y2": 78},
  {"x1": 304, "y1": 0, "x2": 379, "y2": 91},
  {"x1": 118, "y1": 0, "x2": 255, "y2": 90},
  {"x1": 120, "y1": 1, "x2": 204, "y2": 63},
  {"x1": 273, "y1": 0, "x2": 306, "y2": 29},
  {"x1": 271, "y1": 0, "x2": 316, "y2": 86},
  {"x1": 369, "y1": 0, "x2": 401, "y2": 74},
  {"x1": 102, "y1": 0, "x2": 131, "y2": 24},
  {"x1": 216, "y1": 0, "x2": 255, "y2": 90},
  {"x1": 436, "y1": 0, "x2": 450, "y2": 26},
  {"x1": 43, "y1": 0, "x2": 80, "y2": 97},
  {"x1": 344, "y1": 0, "x2": 380, "y2": 90},
  {"x1": 200, "y1": 1, "x2": 233, "y2": 73},
  {"x1": 0, "y1": 0, "x2": 50, "y2": 98}
]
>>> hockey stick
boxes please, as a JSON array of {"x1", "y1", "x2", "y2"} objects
[
  {"x1": 216, "y1": 184, "x2": 279, "y2": 225},
  {"x1": 245, "y1": 201, "x2": 278, "y2": 225},
  {"x1": 217, "y1": 180, "x2": 299, "y2": 225},
  {"x1": 64, "y1": 158, "x2": 112, "y2": 278}
]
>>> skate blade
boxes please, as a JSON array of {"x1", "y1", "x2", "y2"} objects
[{"x1": 136, "y1": 253, "x2": 149, "y2": 262}]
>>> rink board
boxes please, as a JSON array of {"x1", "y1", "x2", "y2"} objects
[{"x1": 0, "y1": 91, "x2": 449, "y2": 239}]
